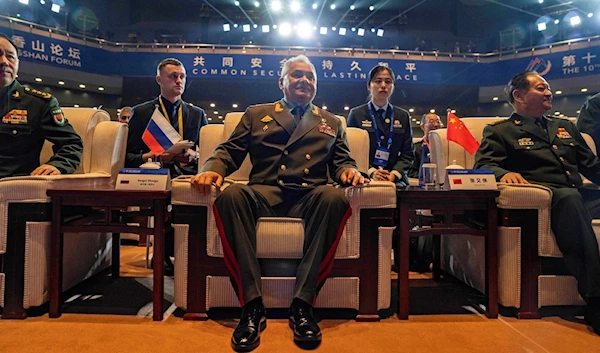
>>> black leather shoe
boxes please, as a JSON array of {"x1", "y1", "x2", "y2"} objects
[
  {"x1": 289, "y1": 300, "x2": 322, "y2": 346},
  {"x1": 231, "y1": 301, "x2": 267, "y2": 352},
  {"x1": 150, "y1": 257, "x2": 174, "y2": 276},
  {"x1": 584, "y1": 305, "x2": 600, "y2": 335}
]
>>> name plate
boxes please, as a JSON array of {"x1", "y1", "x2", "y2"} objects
[
  {"x1": 116, "y1": 168, "x2": 171, "y2": 190},
  {"x1": 444, "y1": 169, "x2": 497, "y2": 190}
]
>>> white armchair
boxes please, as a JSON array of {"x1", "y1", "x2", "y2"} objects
[
  {"x1": 0, "y1": 108, "x2": 127, "y2": 319},
  {"x1": 428, "y1": 117, "x2": 600, "y2": 318},
  {"x1": 171, "y1": 112, "x2": 397, "y2": 321}
]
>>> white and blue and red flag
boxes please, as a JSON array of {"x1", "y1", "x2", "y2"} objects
[{"x1": 142, "y1": 107, "x2": 181, "y2": 155}]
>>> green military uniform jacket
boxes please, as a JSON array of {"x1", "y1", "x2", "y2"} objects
[
  {"x1": 201, "y1": 99, "x2": 357, "y2": 206},
  {"x1": 577, "y1": 92, "x2": 600, "y2": 147},
  {"x1": 474, "y1": 112, "x2": 600, "y2": 189},
  {"x1": 0, "y1": 80, "x2": 83, "y2": 178}
]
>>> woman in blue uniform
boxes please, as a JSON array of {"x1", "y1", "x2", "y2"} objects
[{"x1": 347, "y1": 65, "x2": 415, "y2": 185}]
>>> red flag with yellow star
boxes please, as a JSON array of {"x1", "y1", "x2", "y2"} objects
[{"x1": 447, "y1": 112, "x2": 480, "y2": 155}]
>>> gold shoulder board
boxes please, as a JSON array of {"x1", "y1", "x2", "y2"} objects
[{"x1": 24, "y1": 86, "x2": 52, "y2": 100}]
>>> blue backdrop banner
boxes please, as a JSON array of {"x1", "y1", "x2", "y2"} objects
[{"x1": 3, "y1": 28, "x2": 600, "y2": 86}]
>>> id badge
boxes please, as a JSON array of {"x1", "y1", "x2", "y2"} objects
[{"x1": 374, "y1": 147, "x2": 390, "y2": 167}]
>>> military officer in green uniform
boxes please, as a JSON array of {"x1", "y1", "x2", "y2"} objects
[
  {"x1": 475, "y1": 71, "x2": 600, "y2": 335},
  {"x1": 0, "y1": 34, "x2": 82, "y2": 178},
  {"x1": 191, "y1": 55, "x2": 366, "y2": 351}
]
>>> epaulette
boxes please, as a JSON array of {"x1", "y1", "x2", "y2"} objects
[
  {"x1": 489, "y1": 119, "x2": 509, "y2": 126},
  {"x1": 24, "y1": 86, "x2": 52, "y2": 100},
  {"x1": 551, "y1": 116, "x2": 572, "y2": 122}
]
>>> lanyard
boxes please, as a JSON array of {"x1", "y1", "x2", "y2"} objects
[
  {"x1": 158, "y1": 96, "x2": 184, "y2": 137},
  {"x1": 369, "y1": 102, "x2": 394, "y2": 149}
]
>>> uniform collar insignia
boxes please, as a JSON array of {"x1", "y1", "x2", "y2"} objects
[
  {"x1": 261, "y1": 115, "x2": 273, "y2": 123},
  {"x1": 514, "y1": 120, "x2": 521, "y2": 125},
  {"x1": 312, "y1": 105, "x2": 319, "y2": 116},
  {"x1": 11, "y1": 90, "x2": 19, "y2": 99},
  {"x1": 274, "y1": 102, "x2": 284, "y2": 113}
]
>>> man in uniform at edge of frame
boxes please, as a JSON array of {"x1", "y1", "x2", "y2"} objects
[
  {"x1": 0, "y1": 33, "x2": 82, "y2": 178},
  {"x1": 475, "y1": 71, "x2": 600, "y2": 336}
]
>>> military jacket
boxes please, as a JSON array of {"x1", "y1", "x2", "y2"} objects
[
  {"x1": 347, "y1": 103, "x2": 415, "y2": 184},
  {"x1": 0, "y1": 80, "x2": 82, "y2": 178},
  {"x1": 474, "y1": 112, "x2": 600, "y2": 188},
  {"x1": 201, "y1": 100, "x2": 357, "y2": 206},
  {"x1": 577, "y1": 92, "x2": 600, "y2": 147}
]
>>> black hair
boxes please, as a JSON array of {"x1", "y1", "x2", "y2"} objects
[
  {"x1": 0, "y1": 33, "x2": 19, "y2": 56},
  {"x1": 367, "y1": 65, "x2": 395, "y2": 101},
  {"x1": 505, "y1": 71, "x2": 538, "y2": 103},
  {"x1": 367, "y1": 65, "x2": 395, "y2": 86}
]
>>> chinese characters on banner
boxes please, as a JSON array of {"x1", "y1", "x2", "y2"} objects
[
  {"x1": 190, "y1": 55, "x2": 419, "y2": 82},
  {"x1": 11, "y1": 35, "x2": 82, "y2": 68}
]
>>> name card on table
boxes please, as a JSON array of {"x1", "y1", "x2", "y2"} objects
[
  {"x1": 116, "y1": 168, "x2": 171, "y2": 190},
  {"x1": 443, "y1": 169, "x2": 497, "y2": 190}
]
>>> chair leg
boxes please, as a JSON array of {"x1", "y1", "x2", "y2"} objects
[
  {"x1": 145, "y1": 216, "x2": 154, "y2": 269},
  {"x1": 146, "y1": 235, "x2": 152, "y2": 269}
]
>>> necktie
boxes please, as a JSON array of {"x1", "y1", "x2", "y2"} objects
[
  {"x1": 421, "y1": 143, "x2": 430, "y2": 164},
  {"x1": 377, "y1": 108, "x2": 385, "y2": 120},
  {"x1": 535, "y1": 118, "x2": 547, "y2": 135},
  {"x1": 291, "y1": 106, "x2": 304, "y2": 125}
]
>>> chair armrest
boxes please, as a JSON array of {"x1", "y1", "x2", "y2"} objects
[
  {"x1": 89, "y1": 121, "x2": 128, "y2": 183},
  {"x1": 171, "y1": 175, "x2": 218, "y2": 206},
  {"x1": 342, "y1": 180, "x2": 396, "y2": 209},
  {"x1": 0, "y1": 173, "x2": 111, "y2": 254},
  {"x1": 496, "y1": 183, "x2": 552, "y2": 210}
]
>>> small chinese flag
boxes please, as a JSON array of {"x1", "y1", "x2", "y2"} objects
[
  {"x1": 447, "y1": 112, "x2": 480, "y2": 155},
  {"x1": 453, "y1": 179, "x2": 462, "y2": 185}
]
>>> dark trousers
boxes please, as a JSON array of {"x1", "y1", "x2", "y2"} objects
[
  {"x1": 551, "y1": 187, "x2": 600, "y2": 300},
  {"x1": 213, "y1": 184, "x2": 351, "y2": 306}
]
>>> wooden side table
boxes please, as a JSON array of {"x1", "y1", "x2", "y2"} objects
[
  {"x1": 396, "y1": 187, "x2": 500, "y2": 320},
  {"x1": 47, "y1": 185, "x2": 171, "y2": 321}
]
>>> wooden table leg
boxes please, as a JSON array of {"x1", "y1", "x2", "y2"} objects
[
  {"x1": 398, "y1": 204, "x2": 410, "y2": 320},
  {"x1": 49, "y1": 197, "x2": 64, "y2": 318},
  {"x1": 432, "y1": 234, "x2": 441, "y2": 280},
  {"x1": 112, "y1": 233, "x2": 120, "y2": 279},
  {"x1": 152, "y1": 199, "x2": 165, "y2": 321},
  {"x1": 486, "y1": 202, "x2": 498, "y2": 319}
]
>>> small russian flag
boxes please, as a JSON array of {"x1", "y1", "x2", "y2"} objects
[{"x1": 142, "y1": 107, "x2": 181, "y2": 155}]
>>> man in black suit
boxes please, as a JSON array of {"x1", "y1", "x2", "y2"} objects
[
  {"x1": 126, "y1": 58, "x2": 207, "y2": 274},
  {"x1": 191, "y1": 55, "x2": 366, "y2": 351},
  {"x1": 126, "y1": 57, "x2": 207, "y2": 176},
  {"x1": 475, "y1": 71, "x2": 600, "y2": 335}
]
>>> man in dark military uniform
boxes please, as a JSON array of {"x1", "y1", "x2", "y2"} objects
[
  {"x1": 0, "y1": 34, "x2": 82, "y2": 178},
  {"x1": 191, "y1": 55, "x2": 367, "y2": 351},
  {"x1": 475, "y1": 71, "x2": 600, "y2": 335},
  {"x1": 577, "y1": 92, "x2": 600, "y2": 147}
]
